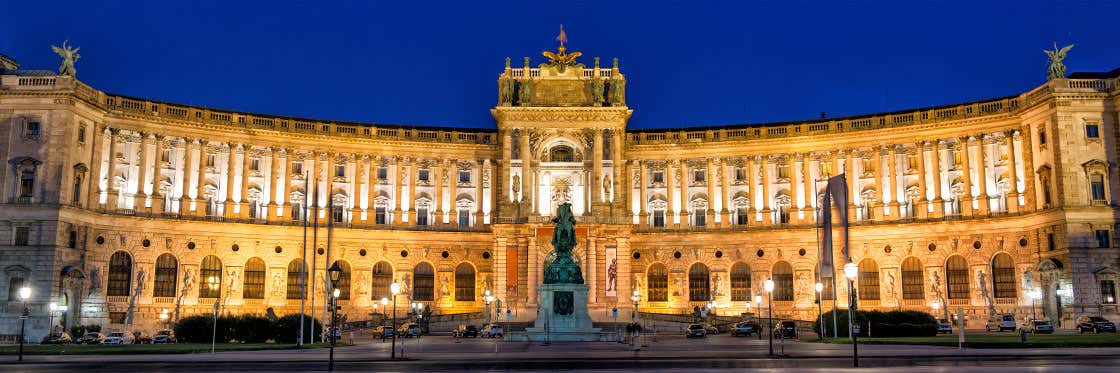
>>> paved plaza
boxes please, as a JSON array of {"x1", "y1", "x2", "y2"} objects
[{"x1": 3, "y1": 333, "x2": 1119, "y2": 372}]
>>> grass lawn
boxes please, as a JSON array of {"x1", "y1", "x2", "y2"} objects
[
  {"x1": 810, "y1": 333, "x2": 1120, "y2": 348},
  {"x1": 0, "y1": 342, "x2": 342, "y2": 355}
]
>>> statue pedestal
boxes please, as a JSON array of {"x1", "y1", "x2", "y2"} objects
[{"x1": 518, "y1": 283, "x2": 610, "y2": 342}]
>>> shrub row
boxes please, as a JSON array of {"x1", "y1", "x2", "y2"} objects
[
  {"x1": 813, "y1": 310, "x2": 937, "y2": 338},
  {"x1": 174, "y1": 313, "x2": 322, "y2": 344}
]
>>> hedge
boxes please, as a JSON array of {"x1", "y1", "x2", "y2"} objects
[
  {"x1": 813, "y1": 309, "x2": 937, "y2": 338},
  {"x1": 272, "y1": 314, "x2": 323, "y2": 344}
]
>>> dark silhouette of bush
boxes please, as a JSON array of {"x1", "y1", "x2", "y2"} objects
[
  {"x1": 813, "y1": 309, "x2": 937, "y2": 338},
  {"x1": 272, "y1": 314, "x2": 322, "y2": 344},
  {"x1": 235, "y1": 314, "x2": 272, "y2": 343}
]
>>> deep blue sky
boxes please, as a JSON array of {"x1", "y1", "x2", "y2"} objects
[{"x1": 3, "y1": 1, "x2": 1117, "y2": 130}]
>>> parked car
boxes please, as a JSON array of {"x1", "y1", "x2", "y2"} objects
[
  {"x1": 936, "y1": 319, "x2": 953, "y2": 334},
  {"x1": 133, "y1": 332, "x2": 153, "y2": 344},
  {"x1": 100, "y1": 332, "x2": 134, "y2": 345},
  {"x1": 1077, "y1": 316, "x2": 1117, "y2": 333},
  {"x1": 731, "y1": 321, "x2": 759, "y2": 337},
  {"x1": 773, "y1": 321, "x2": 797, "y2": 339},
  {"x1": 481, "y1": 324, "x2": 503, "y2": 338},
  {"x1": 374, "y1": 325, "x2": 395, "y2": 338},
  {"x1": 77, "y1": 332, "x2": 104, "y2": 344},
  {"x1": 686, "y1": 323, "x2": 707, "y2": 338},
  {"x1": 398, "y1": 323, "x2": 421, "y2": 338},
  {"x1": 985, "y1": 314, "x2": 1017, "y2": 332},
  {"x1": 152, "y1": 329, "x2": 176, "y2": 344},
  {"x1": 453, "y1": 324, "x2": 480, "y2": 338},
  {"x1": 1024, "y1": 319, "x2": 1054, "y2": 334},
  {"x1": 44, "y1": 332, "x2": 73, "y2": 344},
  {"x1": 703, "y1": 323, "x2": 720, "y2": 335}
]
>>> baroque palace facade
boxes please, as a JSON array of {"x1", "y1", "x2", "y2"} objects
[{"x1": 1, "y1": 44, "x2": 1119, "y2": 341}]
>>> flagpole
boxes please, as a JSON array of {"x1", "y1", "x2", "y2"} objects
[
  {"x1": 299, "y1": 171, "x2": 309, "y2": 346},
  {"x1": 324, "y1": 202, "x2": 333, "y2": 344},
  {"x1": 311, "y1": 173, "x2": 319, "y2": 343}
]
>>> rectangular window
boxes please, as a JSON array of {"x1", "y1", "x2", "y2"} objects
[
  {"x1": 652, "y1": 171, "x2": 664, "y2": 184},
  {"x1": 416, "y1": 208, "x2": 429, "y2": 226},
  {"x1": 377, "y1": 167, "x2": 388, "y2": 180},
  {"x1": 1086, "y1": 124, "x2": 1100, "y2": 138},
  {"x1": 1096, "y1": 230, "x2": 1111, "y2": 248},
  {"x1": 693, "y1": 170, "x2": 705, "y2": 183},
  {"x1": 375, "y1": 207, "x2": 387, "y2": 224},
  {"x1": 778, "y1": 206, "x2": 790, "y2": 224},
  {"x1": 652, "y1": 210, "x2": 665, "y2": 228},
  {"x1": 249, "y1": 158, "x2": 260, "y2": 172},
  {"x1": 291, "y1": 162, "x2": 303, "y2": 175},
  {"x1": 777, "y1": 164, "x2": 790, "y2": 179},
  {"x1": 291, "y1": 204, "x2": 303, "y2": 221},
  {"x1": 205, "y1": 154, "x2": 216, "y2": 168},
  {"x1": 735, "y1": 167, "x2": 746, "y2": 181},
  {"x1": 1047, "y1": 233, "x2": 1056, "y2": 251},
  {"x1": 458, "y1": 208, "x2": 470, "y2": 227},
  {"x1": 68, "y1": 230, "x2": 77, "y2": 249},
  {"x1": 693, "y1": 208, "x2": 705, "y2": 226},
  {"x1": 1091, "y1": 175, "x2": 1106, "y2": 201},
  {"x1": 8, "y1": 277, "x2": 25, "y2": 301},
  {"x1": 1038, "y1": 130, "x2": 1047, "y2": 145},
  {"x1": 25, "y1": 121, "x2": 40, "y2": 139},
  {"x1": 331, "y1": 206, "x2": 344, "y2": 223},
  {"x1": 14, "y1": 227, "x2": 30, "y2": 246},
  {"x1": 77, "y1": 125, "x2": 87, "y2": 143},
  {"x1": 907, "y1": 154, "x2": 918, "y2": 171},
  {"x1": 736, "y1": 207, "x2": 749, "y2": 225},
  {"x1": 1102, "y1": 280, "x2": 1117, "y2": 304},
  {"x1": 335, "y1": 164, "x2": 345, "y2": 178},
  {"x1": 20, "y1": 173, "x2": 34, "y2": 198},
  {"x1": 459, "y1": 170, "x2": 471, "y2": 184},
  {"x1": 160, "y1": 149, "x2": 170, "y2": 164},
  {"x1": 418, "y1": 169, "x2": 430, "y2": 182}
]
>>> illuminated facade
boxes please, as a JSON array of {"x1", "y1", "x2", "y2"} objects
[{"x1": 1, "y1": 46, "x2": 1119, "y2": 341}]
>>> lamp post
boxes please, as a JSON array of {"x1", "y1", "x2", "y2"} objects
[
  {"x1": 631, "y1": 290, "x2": 641, "y2": 347},
  {"x1": 843, "y1": 262, "x2": 859, "y2": 368},
  {"x1": 159, "y1": 308, "x2": 170, "y2": 330},
  {"x1": 380, "y1": 297, "x2": 389, "y2": 330},
  {"x1": 484, "y1": 290, "x2": 494, "y2": 325},
  {"x1": 815, "y1": 282, "x2": 825, "y2": 339},
  {"x1": 763, "y1": 279, "x2": 774, "y2": 356},
  {"x1": 48, "y1": 302, "x2": 57, "y2": 337},
  {"x1": 17, "y1": 286, "x2": 30, "y2": 362},
  {"x1": 390, "y1": 282, "x2": 400, "y2": 360},
  {"x1": 207, "y1": 276, "x2": 220, "y2": 354},
  {"x1": 1028, "y1": 288, "x2": 1042, "y2": 320},
  {"x1": 754, "y1": 295, "x2": 762, "y2": 340},
  {"x1": 327, "y1": 262, "x2": 342, "y2": 372}
]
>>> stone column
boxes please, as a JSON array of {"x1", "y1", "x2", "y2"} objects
[
  {"x1": 1016, "y1": 129, "x2": 1037, "y2": 211},
  {"x1": 239, "y1": 146, "x2": 252, "y2": 218},
  {"x1": 196, "y1": 140, "x2": 210, "y2": 216},
  {"x1": 527, "y1": 237, "x2": 538, "y2": 306},
  {"x1": 720, "y1": 158, "x2": 732, "y2": 227},
  {"x1": 1005, "y1": 130, "x2": 1020, "y2": 213},
  {"x1": 366, "y1": 156, "x2": 378, "y2": 221},
  {"x1": 592, "y1": 129, "x2": 603, "y2": 207},
  {"x1": 916, "y1": 142, "x2": 929, "y2": 219},
  {"x1": 392, "y1": 156, "x2": 403, "y2": 223},
  {"x1": 747, "y1": 156, "x2": 757, "y2": 220},
  {"x1": 611, "y1": 130, "x2": 625, "y2": 218},
  {"x1": 448, "y1": 161, "x2": 459, "y2": 224},
  {"x1": 224, "y1": 143, "x2": 239, "y2": 218},
  {"x1": 872, "y1": 148, "x2": 885, "y2": 221},
  {"x1": 502, "y1": 130, "x2": 512, "y2": 203},
  {"x1": 179, "y1": 138, "x2": 195, "y2": 214},
  {"x1": 801, "y1": 153, "x2": 814, "y2": 224},
  {"x1": 151, "y1": 135, "x2": 165, "y2": 214},
  {"x1": 519, "y1": 129, "x2": 532, "y2": 214},
  {"x1": 678, "y1": 159, "x2": 690, "y2": 227},
  {"x1": 433, "y1": 159, "x2": 444, "y2": 225},
  {"x1": 844, "y1": 149, "x2": 857, "y2": 219},
  {"x1": 705, "y1": 157, "x2": 716, "y2": 225},
  {"x1": 587, "y1": 238, "x2": 597, "y2": 304},
  {"x1": 105, "y1": 128, "x2": 121, "y2": 208},
  {"x1": 135, "y1": 133, "x2": 151, "y2": 209},
  {"x1": 959, "y1": 138, "x2": 973, "y2": 215},
  {"x1": 666, "y1": 160, "x2": 677, "y2": 225},
  {"x1": 318, "y1": 152, "x2": 330, "y2": 219},
  {"x1": 638, "y1": 160, "x2": 648, "y2": 227},
  {"x1": 760, "y1": 156, "x2": 772, "y2": 225},
  {"x1": 406, "y1": 157, "x2": 417, "y2": 223},
  {"x1": 788, "y1": 154, "x2": 802, "y2": 225},
  {"x1": 930, "y1": 140, "x2": 944, "y2": 217},
  {"x1": 975, "y1": 135, "x2": 990, "y2": 215},
  {"x1": 269, "y1": 147, "x2": 282, "y2": 219},
  {"x1": 887, "y1": 146, "x2": 900, "y2": 219},
  {"x1": 474, "y1": 159, "x2": 486, "y2": 224}
]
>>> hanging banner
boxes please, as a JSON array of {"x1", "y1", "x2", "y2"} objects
[{"x1": 605, "y1": 246, "x2": 618, "y2": 297}]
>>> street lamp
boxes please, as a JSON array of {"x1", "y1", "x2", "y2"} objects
[
  {"x1": 390, "y1": 282, "x2": 400, "y2": 360},
  {"x1": 48, "y1": 302, "x2": 58, "y2": 337},
  {"x1": 484, "y1": 290, "x2": 495, "y2": 325},
  {"x1": 327, "y1": 262, "x2": 342, "y2": 371},
  {"x1": 1028, "y1": 288, "x2": 1042, "y2": 320},
  {"x1": 17, "y1": 286, "x2": 30, "y2": 362},
  {"x1": 843, "y1": 261, "x2": 859, "y2": 368},
  {"x1": 754, "y1": 295, "x2": 763, "y2": 340},
  {"x1": 763, "y1": 279, "x2": 774, "y2": 356},
  {"x1": 207, "y1": 276, "x2": 220, "y2": 354},
  {"x1": 815, "y1": 282, "x2": 825, "y2": 339},
  {"x1": 159, "y1": 308, "x2": 170, "y2": 330},
  {"x1": 380, "y1": 297, "x2": 389, "y2": 329}
]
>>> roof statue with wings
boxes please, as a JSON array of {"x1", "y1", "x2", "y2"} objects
[
  {"x1": 52, "y1": 40, "x2": 81, "y2": 77},
  {"x1": 1044, "y1": 42, "x2": 1073, "y2": 81},
  {"x1": 541, "y1": 24, "x2": 583, "y2": 73}
]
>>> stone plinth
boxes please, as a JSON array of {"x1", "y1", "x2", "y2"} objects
[{"x1": 518, "y1": 283, "x2": 609, "y2": 342}]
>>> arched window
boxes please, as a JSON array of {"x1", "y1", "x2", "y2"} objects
[
  {"x1": 107, "y1": 251, "x2": 132, "y2": 296},
  {"x1": 772, "y1": 261, "x2": 794, "y2": 301},
  {"x1": 371, "y1": 261, "x2": 393, "y2": 300},
  {"x1": 199, "y1": 255, "x2": 222, "y2": 299},
  {"x1": 901, "y1": 257, "x2": 924, "y2": 300},
  {"x1": 243, "y1": 258, "x2": 266, "y2": 300},
  {"x1": 858, "y1": 258, "x2": 880, "y2": 300},
  {"x1": 287, "y1": 259, "x2": 306, "y2": 300},
  {"x1": 455, "y1": 263, "x2": 476, "y2": 301},
  {"x1": 730, "y1": 263, "x2": 751, "y2": 301},
  {"x1": 549, "y1": 145, "x2": 574, "y2": 162},
  {"x1": 688, "y1": 263, "x2": 710, "y2": 302},
  {"x1": 153, "y1": 253, "x2": 177, "y2": 298},
  {"x1": 946, "y1": 255, "x2": 969, "y2": 299},
  {"x1": 647, "y1": 263, "x2": 668, "y2": 302},
  {"x1": 991, "y1": 253, "x2": 1016, "y2": 299},
  {"x1": 413, "y1": 262, "x2": 435, "y2": 301},
  {"x1": 332, "y1": 260, "x2": 351, "y2": 300}
]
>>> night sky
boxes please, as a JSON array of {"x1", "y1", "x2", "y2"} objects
[{"x1": 2, "y1": 1, "x2": 1117, "y2": 130}]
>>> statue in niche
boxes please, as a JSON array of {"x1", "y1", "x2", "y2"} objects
[
  {"x1": 512, "y1": 175, "x2": 521, "y2": 198},
  {"x1": 673, "y1": 274, "x2": 684, "y2": 297},
  {"x1": 227, "y1": 268, "x2": 239, "y2": 296},
  {"x1": 499, "y1": 77, "x2": 514, "y2": 105},
  {"x1": 885, "y1": 270, "x2": 897, "y2": 304},
  {"x1": 51, "y1": 40, "x2": 80, "y2": 76},
  {"x1": 609, "y1": 78, "x2": 625, "y2": 105},
  {"x1": 1022, "y1": 267, "x2": 1035, "y2": 293},
  {"x1": 796, "y1": 272, "x2": 809, "y2": 300},
  {"x1": 519, "y1": 79, "x2": 533, "y2": 106},
  {"x1": 271, "y1": 272, "x2": 284, "y2": 298},
  {"x1": 713, "y1": 273, "x2": 724, "y2": 297},
  {"x1": 606, "y1": 257, "x2": 617, "y2": 292},
  {"x1": 977, "y1": 270, "x2": 995, "y2": 319},
  {"x1": 1044, "y1": 43, "x2": 1074, "y2": 80},
  {"x1": 88, "y1": 267, "x2": 102, "y2": 296},
  {"x1": 591, "y1": 78, "x2": 604, "y2": 105},
  {"x1": 440, "y1": 275, "x2": 450, "y2": 299},
  {"x1": 602, "y1": 175, "x2": 612, "y2": 200}
]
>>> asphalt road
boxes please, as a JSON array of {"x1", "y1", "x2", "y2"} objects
[{"x1": 3, "y1": 333, "x2": 1119, "y2": 372}]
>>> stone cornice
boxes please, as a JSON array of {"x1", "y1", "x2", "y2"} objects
[{"x1": 490, "y1": 106, "x2": 633, "y2": 129}]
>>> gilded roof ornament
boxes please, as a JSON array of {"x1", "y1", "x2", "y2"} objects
[{"x1": 541, "y1": 24, "x2": 583, "y2": 73}]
